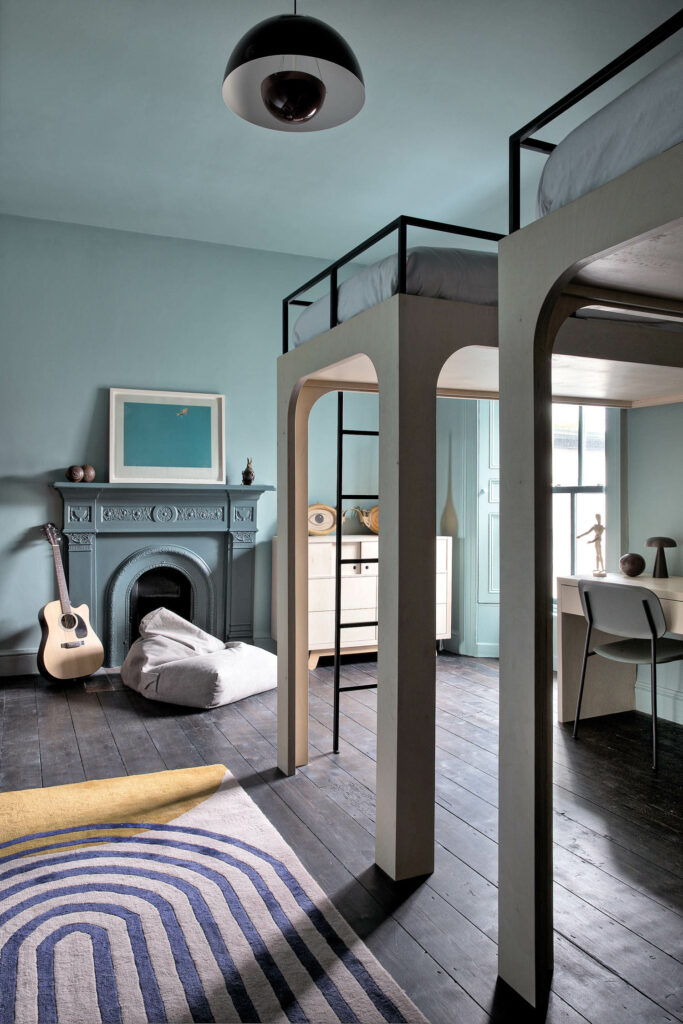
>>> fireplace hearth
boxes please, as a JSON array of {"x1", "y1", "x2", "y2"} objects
[{"x1": 55, "y1": 482, "x2": 273, "y2": 666}]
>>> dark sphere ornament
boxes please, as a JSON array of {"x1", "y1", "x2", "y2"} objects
[
  {"x1": 261, "y1": 71, "x2": 326, "y2": 124},
  {"x1": 66, "y1": 465, "x2": 84, "y2": 482},
  {"x1": 81, "y1": 464, "x2": 96, "y2": 482},
  {"x1": 619, "y1": 552, "x2": 646, "y2": 577}
]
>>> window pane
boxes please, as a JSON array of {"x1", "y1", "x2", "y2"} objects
[
  {"x1": 574, "y1": 492, "x2": 606, "y2": 576},
  {"x1": 581, "y1": 405, "x2": 606, "y2": 486},
  {"x1": 552, "y1": 492, "x2": 572, "y2": 597},
  {"x1": 552, "y1": 405, "x2": 579, "y2": 486}
]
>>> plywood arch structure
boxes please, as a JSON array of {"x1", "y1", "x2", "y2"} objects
[
  {"x1": 277, "y1": 299, "x2": 501, "y2": 881},
  {"x1": 497, "y1": 141, "x2": 683, "y2": 1010}
]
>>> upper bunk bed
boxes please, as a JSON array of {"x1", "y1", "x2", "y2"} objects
[{"x1": 279, "y1": 12, "x2": 683, "y2": 411}]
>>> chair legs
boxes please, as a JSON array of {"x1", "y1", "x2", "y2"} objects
[
  {"x1": 573, "y1": 624, "x2": 592, "y2": 739},
  {"x1": 575, "y1": 621, "x2": 660, "y2": 769},
  {"x1": 650, "y1": 650, "x2": 658, "y2": 772}
]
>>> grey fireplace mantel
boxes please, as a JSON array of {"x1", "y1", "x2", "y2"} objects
[{"x1": 54, "y1": 482, "x2": 274, "y2": 667}]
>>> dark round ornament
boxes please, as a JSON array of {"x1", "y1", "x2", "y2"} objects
[
  {"x1": 619, "y1": 552, "x2": 645, "y2": 577},
  {"x1": 81, "y1": 464, "x2": 96, "y2": 482},
  {"x1": 66, "y1": 465, "x2": 84, "y2": 482},
  {"x1": 261, "y1": 70, "x2": 326, "y2": 123}
]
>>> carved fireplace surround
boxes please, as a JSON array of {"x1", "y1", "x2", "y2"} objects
[{"x1": 55, "y1": 482, "x2": 273, "y2": 667}]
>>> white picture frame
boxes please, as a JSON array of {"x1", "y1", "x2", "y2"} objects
[{"x1": 109, "y1": 388, "x2": 226, "y2": 484}]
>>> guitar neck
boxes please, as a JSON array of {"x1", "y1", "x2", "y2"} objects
[{"x1": 50, "y1": 541, "x2": 72, "y2": 617}]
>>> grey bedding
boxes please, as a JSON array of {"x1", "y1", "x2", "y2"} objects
[
  {"x1": 292, "y1": 246, "x2": 498, "y2": 347},
  {"x1": 292, "y1": 49, "x2": 682, "y2": 348},
  {"x1": 537, "y1": 50, "x2": 683, "y2": 217}
]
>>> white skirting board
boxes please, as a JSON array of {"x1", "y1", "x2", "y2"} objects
[{"x1": 635, "y1": 674, "x2": 683, "y2": 724}]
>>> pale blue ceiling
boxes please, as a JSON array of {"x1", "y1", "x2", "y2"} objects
[{"x1": 1, "y1": 0, "x2": 680, "y2": 260}]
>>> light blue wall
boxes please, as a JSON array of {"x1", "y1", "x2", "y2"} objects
[
  {"x1": 0, "y1": 213, "x2": 483, "y2": 671},
  {"x1": 627, "y1": 403, "x2": 683, "y2": 723},
  {"x1": 436, "y1": 397, "x2": 498, "y2": 655},
  {"x1": 308, "y1": 391, "x2": 379, "y2": 530},
  {"x1": 0, "y1": 214, "x2": 335, "y2": 666}
]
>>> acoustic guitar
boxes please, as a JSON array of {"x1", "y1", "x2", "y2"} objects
[{"x1": 38, "y1": 523, "x2": 104, "y2": 681}]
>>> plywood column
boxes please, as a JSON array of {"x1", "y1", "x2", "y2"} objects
[
  {"x1": 375, "y1": 338, "x2": 438, "y2": 880},
  {"x1": 277, "y1": 380, "x2": 327, "y2": 774},
  {"x1": 498, "y1": 263, "x2": 556, "y2": 1009}
]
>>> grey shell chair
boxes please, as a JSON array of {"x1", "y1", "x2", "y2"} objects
[{"x1": 575, "y1": 579, "x2": 683, "y2": 770}]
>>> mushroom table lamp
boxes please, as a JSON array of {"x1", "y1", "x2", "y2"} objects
[{"x1": 645, "y1": 536, "x2": 677, "y2": 578}]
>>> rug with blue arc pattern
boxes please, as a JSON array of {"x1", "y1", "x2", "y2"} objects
[{"x1": 0, "y1": 765, "x2": 427, "y2": 1024}]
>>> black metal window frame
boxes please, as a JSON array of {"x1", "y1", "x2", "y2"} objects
[
  {"x1": 508, "y1": 10, "x2": 683, "y2": 233},
  {"x1": 281, "y1": 215, "x2": 504, "y2": 354},
  {"x1": 552, "y1": 405, "x2": 606, "y2": 577}
]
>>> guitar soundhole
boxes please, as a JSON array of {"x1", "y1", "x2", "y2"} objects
[{"x1": 60, "y1": 613, "x2": 77, "y2": 630}]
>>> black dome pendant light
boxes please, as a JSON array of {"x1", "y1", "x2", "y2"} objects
[{"x1": 222, "y1": 2, "x2": 364, "y2": 131}]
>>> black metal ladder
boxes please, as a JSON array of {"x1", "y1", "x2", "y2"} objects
[{"x1": 332, "y1": 392, "x2": 379, "y2": 753}]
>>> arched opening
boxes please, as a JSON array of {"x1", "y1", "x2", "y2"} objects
[
  {"x1": 498, "y1": 192, "x2": 683, "y2": 1007},
  {"x1": 129, "y1": 566, "x2": 193, "y2": 641},
  {"x1": 105, "y1": 545, "x2": 215, "y2": 666}
]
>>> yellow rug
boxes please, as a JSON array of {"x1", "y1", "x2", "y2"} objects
[
  {"x1": 0, "y1": 764, "x2": 226, "y2": 858},
  {"x1": 0, "y1": 766, "x2": 427, "y2": 1023}
]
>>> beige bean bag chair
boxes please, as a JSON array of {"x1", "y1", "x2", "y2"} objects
[{"x1": 121, "y1": 607, "x2": 276, "y2": 708}]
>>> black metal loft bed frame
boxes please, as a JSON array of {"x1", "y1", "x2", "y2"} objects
[
  {"x1": 281, "y1": 215, "x2": 503, "y2": 355},
  {"x1": 509, "y1": 8, "x2": 683, "y2": 233}
]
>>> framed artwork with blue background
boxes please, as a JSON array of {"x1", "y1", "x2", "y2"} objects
[{"x1": 109, "y1": 388, "x2": 225, "y2": 484}]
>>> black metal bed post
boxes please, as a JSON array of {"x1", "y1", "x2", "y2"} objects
[
  {"x1": 282, "y1": 298, "x2": 289, "y2": 355},
  {"x1": 397, "y1": 216, "x2": 407, "y2": 294},
  {"x1": 509, "y1": 138, "x2": 522, "y2": 236}
]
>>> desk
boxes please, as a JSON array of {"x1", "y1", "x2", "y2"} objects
[{"x1": 556, "y1": 574, "x2": 683, "y2": 722}]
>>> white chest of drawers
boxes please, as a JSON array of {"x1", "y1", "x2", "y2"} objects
[{"x1": 272, "y1": 535, "x2": 452, "y2": 669}]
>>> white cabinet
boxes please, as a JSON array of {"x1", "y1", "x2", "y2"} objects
[{"x1": 272, "y1": 535, "x2": 452, "y2": 669}]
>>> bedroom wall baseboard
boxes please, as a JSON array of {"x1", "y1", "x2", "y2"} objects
[
  {"x1": 0, "y1": 650, "x2": 37, "y2": 677},
  {"x1": 635, "y1": 679, "x2": 683, "y2": 725},
  {"x1": 254, "y1": 635, "x2": 276, "y2": 654},
  {"x1": 457, "y1": 641, "x2": 499, "y2": 659}
]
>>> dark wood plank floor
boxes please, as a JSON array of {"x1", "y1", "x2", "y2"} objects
[{"x1": 1, "y1": 654, "x2": 682, "y2": 1024}]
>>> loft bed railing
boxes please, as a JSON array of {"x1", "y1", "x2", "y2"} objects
[
  {"x1": 509, "y1": 9, "x2": 683, "y2": 233},
  {"x1": 281, "y1": 215, "x2": 504, "y2": 354}
]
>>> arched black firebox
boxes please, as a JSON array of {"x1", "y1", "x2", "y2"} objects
[{"x1": 129, "y1": 565, "x2": 194, "y2": 641}]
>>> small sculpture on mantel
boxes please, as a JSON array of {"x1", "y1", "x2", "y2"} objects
[
  {"x1": 577, "y1": 513, "x2": 606, "y2": 577},
  {"x1": 242, "y1": 458, "x2": 255, "y2": 486}
]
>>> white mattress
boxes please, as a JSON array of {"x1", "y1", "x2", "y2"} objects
[
  {"x1": 292, "y1": 246, "x2": 498, "y2": 347},
  {"x1": 537, "y1": 49, "x2": 683, "y2": 216}
]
